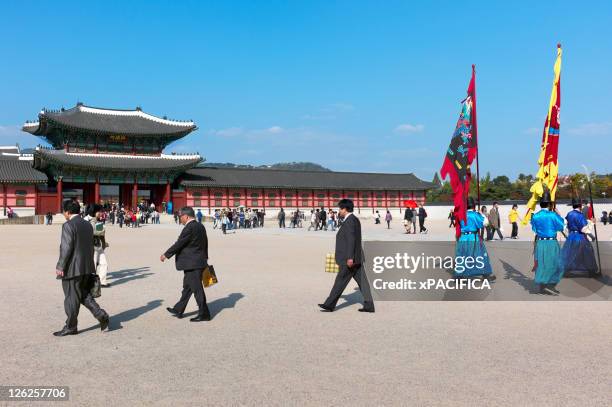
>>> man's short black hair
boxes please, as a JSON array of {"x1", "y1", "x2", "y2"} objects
[
  {"x1": 338, "y1": 199, "x2": 354, "y2": 212},
  {"x1": 63, "y1": 199, "x2": 80, "y2": 214},
  {"x1": 493, "y1": 201, "x2": 499, "y2": 206},
  {"x1": 180, "y1": 206, "x2": 195, "y2": 218}
]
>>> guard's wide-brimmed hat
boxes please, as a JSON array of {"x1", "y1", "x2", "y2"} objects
[
  {"x1": 571, "y1": 196, "x2": 583, "y2": 206},
  {"x1": 540, "y1": 190, "x2": 552, "y2": 205},
  {"x1": 466, "y1": 197, "x2": 476, "y2": 208}
]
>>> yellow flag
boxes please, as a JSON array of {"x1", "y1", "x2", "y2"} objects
[{"x1": 523, "y1": 45, "x2": 562, "y2": 225}]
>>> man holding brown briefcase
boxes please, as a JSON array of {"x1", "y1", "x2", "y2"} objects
[{"x1": 161, "y1": 206, "x2": 211, "y2": 322}]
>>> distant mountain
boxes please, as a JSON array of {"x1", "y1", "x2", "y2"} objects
[{"x1": 200, "y1": 161, "x2": 331, "y2": 172}]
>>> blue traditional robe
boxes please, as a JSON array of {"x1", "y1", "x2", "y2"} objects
[
  {"x1": 561, "y1": 209, "x2": 598, "y2": 274},
  {"x1": 454, "y1": 210, "x2": 492, "y2": 277},
  {"x1": 531, "y1": 209, "x2": 565, "y2": 285}
]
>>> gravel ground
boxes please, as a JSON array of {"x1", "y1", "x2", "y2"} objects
[{"x1": 0, "y1": 217, "x2": 610, "y2": 406}]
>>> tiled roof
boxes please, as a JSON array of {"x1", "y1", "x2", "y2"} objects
[
  {"x1": 0, "y1": 158, "x2": 48, "y2": 183},
  {"x1": 180, "y1": 167, "x2": 435, "y2": 190},
  {"x1": 33, "y1": 149, "x2": 202, "y2": 172},
  {"x1": 23, "y1": 104, "x2": 197, "y2": 136}
]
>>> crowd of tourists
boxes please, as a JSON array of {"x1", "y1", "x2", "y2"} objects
[
  {"x1": 205, "y1": 207, "x2": 267, "y2": 234},
  {"x1": 305, "y1": 208, "x2": 339, "y2": 231}
]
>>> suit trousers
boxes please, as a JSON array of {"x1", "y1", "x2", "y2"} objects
[
  {"x1": 62, "y1": 275, "x2": 107, "y2": 330},
  {"x1": 324, "y1": 264, "x2": 374, "y2": 310},
  {"x1": 94, "y1": 246, "x2": 108, "y2": 284},
  {"x1": 174, "y1": 269, "x2": 210, "y2": 318}
]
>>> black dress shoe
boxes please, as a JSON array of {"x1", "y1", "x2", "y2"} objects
[
  {"x1": 166, "y1": 307, "x2": 184, "y2": 318},
  {"x1": 99, "y1": 315, "x2": 110, "y2": 331},
  {"x1": 547, "y1": 285, "x2": 560, "y2": 294},
  {"x1": 190, "y1": 315, "x2": 211, "y2": 322},
  {"x1": 53, "y1": 327, "x2": 78, "y2": 337},
  {"x1": 318, "y1": 303, "x2": 333, "y2": 312},
  {"x1": 358, "y1": 308, "x2": 375, "y2": 313},
  {"x1": 101, "y1": 283, "x2": 111, "y2": 288}
]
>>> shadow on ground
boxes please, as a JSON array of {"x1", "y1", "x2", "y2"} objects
[
  {"x1": 500, "y1": 259, "x2": 537, "y2": 294},
  {"x1": 334, "y1": 288, "x2": 363, "y2": 311},
  {"x1": 108, "y1": 267, "x2": 153, "y2": 286},
  {"x1": 81, "y1": 299, "x2": 163, "y2": 333},
  {"x1": 183, "y1": 292, "x2": 245, "y2": 318}
]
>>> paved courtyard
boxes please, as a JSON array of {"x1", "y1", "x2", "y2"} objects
[{"x1": 0, "y1": 218, "x2": 610, "y2": 406}]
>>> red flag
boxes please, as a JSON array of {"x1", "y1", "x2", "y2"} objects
[{"x1": 440, "y1": 66, "x2": 478, "y2": 238}]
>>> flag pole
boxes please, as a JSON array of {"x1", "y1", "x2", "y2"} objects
[
  {"x1": 472, "y1": 64, "x2": 481, "y2": 211},
  {"x1": 582, "y1": 166, "x2": 603, "y2": 276}
]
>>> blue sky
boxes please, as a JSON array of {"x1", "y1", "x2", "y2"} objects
[{"x1": 1, "y1": 1, "x2": 611, "y2": 180}]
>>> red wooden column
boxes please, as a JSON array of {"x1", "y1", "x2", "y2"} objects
[
  {"x1": 57, "y1": 177, "x2": 63, "y2": 213},
  {"x1": 207, "y1": 187, "x2": 211, "y2": 214},
  {"x1": 311, "y1": 189, "x2": 315, "y2": 208},
  {"x1": 165, "y1": 181, "x2": 172, "y2": 206},
  {"x1": 94, "y1": 179, "x2": 100, "y2": 203},
  {"x1": 226, "y1": 187, "x2": 230, "y2": 208},
  {"x1": 357, "y1": 190, "x2": 361, "y2": 214},
  {"x1": 2, "y1": 183, "x2": 7, "y2": 216},
  {"x1": 132, "y1": 181, "x2": 138, "y2": 209}
]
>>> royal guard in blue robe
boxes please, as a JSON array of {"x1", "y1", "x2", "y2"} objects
[
  {"x1": 530, "y1": 191, "x2": 565, "y2": 295},
  {"x1": 454, "y1": 197, "x2": 494, "y2": 279},
  {"x1": 561, "y1": 198, "x2": 598, "y2": 276}
]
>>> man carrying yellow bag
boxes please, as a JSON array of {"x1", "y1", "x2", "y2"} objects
[{"x1": 160, "y1": 206, "x2": 212, "y2": 322}]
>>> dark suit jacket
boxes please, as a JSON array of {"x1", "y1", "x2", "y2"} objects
[
  {"x1": 335, "y1": 213, "x2": 364, "y2": 266},
  {"x1": 56, "y1": 215, "x2": 96, "y2": 279},
  {"x1": 164, "y1": 220, "x2": 208, "y2": 271}
]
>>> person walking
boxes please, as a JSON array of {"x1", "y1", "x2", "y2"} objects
[
  {"x1": 508, "y1": 204, "x2": 521, "y2": 239},
  {"x1": 278, "y1": 208, "x2": 286, "y2": 228},
  {"x1": 530, "y1": 192, "x2": 565, "y2": 295},
  {"x1": 196, "y1": 209, "x2": 203, "y2": 223},
  {"x1": 453, "y1": 197, "x2": 494, "y2": 280},
  {"x1": 385, "y1": 210, "x2": 392, "y2": 229},
  {"x1": 480, "y1": 206, "x2": 491, "y2": 240},
  {"x1": 561, "y1": 198, "x2": 598, "y2": 277},
  {"x1": 53, "y1": 200, "x2": 109, "y2": 336},
  {"x1": 403, "y1": 208, "x2": 413, "y2": 234},
  {"x1": 319, "y1": 199, "x2": 375, "y2": 313},
  {"x1": 308, "y1": 210, "x2": 317, "y2": 231},
  {"x1": 488, "y1": 202, "x2": 504, "y2": 240},
  {"x1": 161, "y1": 206, "x2": 211, "y2": 322},
  {"x1": 375, "y1": 210, "x2": 381, "y2": 225},
  {"x1": 319, "y1": 207, "x2": 327, "y2": 231},
  {"x1": 89, "y1": 204, "x2": 111, "y2": 287},
  {"x1": 418, "y1": 204, "x2": 427, "y2": 233}
]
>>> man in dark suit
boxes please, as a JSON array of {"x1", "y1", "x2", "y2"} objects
[
  {"x1": 54, "y1": 200, "x2": 109, "y2": 336},
  {"x1": 319, "y1": 199, "x2": 375, "y2": 313},
  {"x1": 161, "y1": 206, "x2": 211, "y2": 322}
]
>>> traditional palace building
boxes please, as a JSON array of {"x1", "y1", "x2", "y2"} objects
[{"x1": 0, "y1": 104, "x2": 433, "y2": 217}]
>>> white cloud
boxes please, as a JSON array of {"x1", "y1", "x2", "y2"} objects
[
  {"x1": 266, "y1": 126, "x2": 283, "y2": 134},
  {"x1": 394, "y1": 123, "x2": 425, "y2": 133},
  {"x1": 567, "y1": 122, "x2": 612, "y2": 137}
]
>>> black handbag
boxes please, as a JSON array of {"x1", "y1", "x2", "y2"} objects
[{"x1": 90, "y1": 274, "x2": 102, "y2": 298}]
